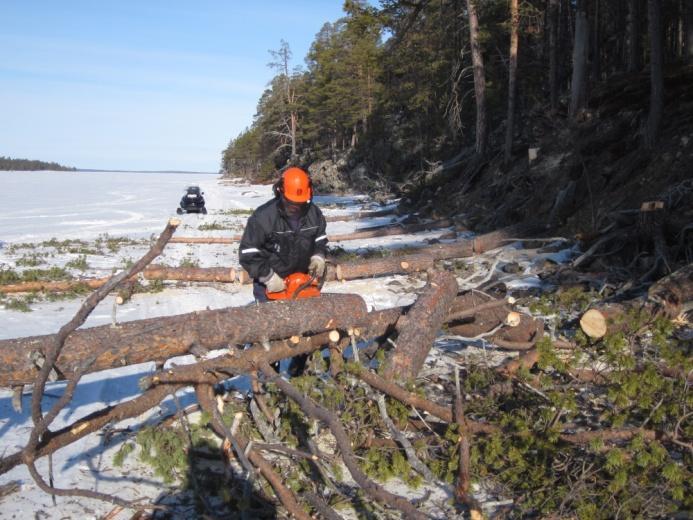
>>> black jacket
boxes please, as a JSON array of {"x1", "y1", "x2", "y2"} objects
[{"x1": 239, "y1": 197, "x2": 328, "y2": 280}]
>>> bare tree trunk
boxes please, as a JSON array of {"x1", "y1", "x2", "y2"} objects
[
  {"x1": 504, "y1": 0, "x2": 519, "y2": 165},
  {"x1": 591, "y1": 0, "x2": 601, "y2": 81},
  {"x1": 570, "y1": 0, "x2": 590, "y2": 117},
  {"x1": 645, "y1": 0, "x2": 664, "y2": 149},
  {"x1": 466, "y1": 0, "x2": 487, "y2": 155},
  {"x1": 687, "y1": 0, "x2": 693, "y2": 61},
  {"x1": 627, "y1": 0, "x2": 642, "y2": 72},
  {"x1": 382, "y1": 271, "x2": 458, "y2": 381},
  {"x1": 549, "y1": 0, "x2": 560, "y2": 110}
]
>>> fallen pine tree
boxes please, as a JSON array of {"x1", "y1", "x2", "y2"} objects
[
  {"x1": 0, "y1": 223, "x2": 533, "y2": 293},
  {"x1": 2, "y1": 222, "x2": 690, "y2": 517}
]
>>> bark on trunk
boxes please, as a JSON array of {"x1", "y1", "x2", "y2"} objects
[
  {"x1": 687, "y1": 0, "x2": 693, "y2": 61},
  {"x1": 382, "y1": 271, "x2": 458, "y2": 381},
  {"x1": 144, "y1": 266, "x2": 237, "y2": 283},
  {"x1": 0, "y1": 277, "x2": 112, "y2": 294},
  {"x1": 0, "y1": 294, "x2": 368, "y2": 386},
  {"x1": 504, "y1": 0, "x2": 519, "y2": 165},
  {"x1": 466, "y1": 0, "x2": 487, "y2": 155},
  {"x1": 549, "y1": 0, "x2": 560, "y2": 110},
  {"x1": 570, "y1": 0, "x2": 590, "y2": 117},
  {"x1": 627, "y1": 0, "x2": 642, "y2": 72},
  {"x1": 591, "y1": 0, "x2": 601, "y2": 81},
  {"x1": 645, "y1": 0, "x2": 664, "y2": 149}
]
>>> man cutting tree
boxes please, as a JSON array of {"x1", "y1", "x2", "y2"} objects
[{"x1": 239, "y1": 166, "x2": 327, "y2": 302}]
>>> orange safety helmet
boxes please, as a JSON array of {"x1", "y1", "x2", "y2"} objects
[{"x1": 282, "y1": 167, "x2": 312, "y2": 203}]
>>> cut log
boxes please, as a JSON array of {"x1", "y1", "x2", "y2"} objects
[
  {"x1": 324, "y1": 207, "x2": 397, "y2": 223},
  {"x1": 152, "y1": 225, "x2": 533, "y2": 286},
  {"x1": 144, "y1": 266, "x2": 237, "y2": 283},
  {"x1": 0, "y1": 277, "x2": 112, "y2": 294},
  {"x1": 382, "y1": 270, "x2": 458, "y2": 381},
  {"x1": 579, "y1": 263, "x2": 693, "y2": 339},
  {"x1": 0, "y1": 293, "x2": 368, "y2": 387},
  {"x1": 328, "y1": 219, "x2": 454, "y2": 242},
  {"x1": 330, "y1": 254, "x2": 435, "y2": 281},
  {"x1": 580, "y1": 308, "x2": 608, "y2": 339},
  {"x1": 167, "y1": 219, "x2": 453, "y2": 246}
]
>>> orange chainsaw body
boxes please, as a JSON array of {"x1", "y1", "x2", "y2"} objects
[{"x1": 266, "y1": 272, "x2": 321, "y2": 300}]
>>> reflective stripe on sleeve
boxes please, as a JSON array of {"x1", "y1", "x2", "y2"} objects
[
  {"x1": 315, "y1": 234, "x2": 328, "y2": 242},
  {"x1": 240, "y1": 248, "x2": 261, "y2": 254}
]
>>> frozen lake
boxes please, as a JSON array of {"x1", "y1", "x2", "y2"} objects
[{"x1": 0, "y1": 170, "x2": 222, "y2": 242}]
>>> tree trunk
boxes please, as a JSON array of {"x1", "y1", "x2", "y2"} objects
[
  {"x1": 466, "y1": 0, "x2": 487, "y2": 155},
  {"x1": 504, "y1": 0, "x2": 519, "y2": 165},
  {"x1": 144, "y1": 266, "x2": 237, "y2": 283},
  {"x1": 167, "y1": 219, "x2": 453, "y2": 246},
  {"x1": 580, "y1": 263, "x2": 693, "y2": 339},
  {"x1": 382, "y1": 271, "x2": 458, "y2": 381},
  {"x1": 686, "y1": 0, "x2": 693, "y2": 61},
  {"x1": 627, "y1": 0, "x2": 642, "y2": 72},
  {"x1": 0, "y1": 277, "x2": 112, "y2": 295},
  {"x1": 0, "y1": 293, "x2": 369, "y2": 386},
  {"x1": 591, "y1": 0, "x2": 601, "y2": 81},
  {"x1": 549, "y1": 0, "x2": 560, "y2": 110},
  {"x1": 570, "y1": 0, "x2": 590, "y2": 117},
  {"x1": 165, "y1": 225, "x2": 530, "y2": 286},
  {"x1": 644, "y1": 0, "x2": 664, "y2": 149}
]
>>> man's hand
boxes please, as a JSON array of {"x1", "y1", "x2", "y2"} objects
[
  {"x1": 263, "y1": 272, "x2": 286, "y2": 293},
  {"x1": 309, "y1": 255, "x2": 326, "y2": 278}
]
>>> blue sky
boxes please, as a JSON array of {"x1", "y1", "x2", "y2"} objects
[{"x1": 0, "y1": 1, "x2": 348, "y2": 172}]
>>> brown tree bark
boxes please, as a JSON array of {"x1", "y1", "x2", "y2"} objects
[
  {"x1": 0, "y1": 277, "x2": 113, "y2": 294},
  {"x1": 382, "y1": 270, "x2": 458, "y2": 381},
  {"x1": 143, "y1": 266, "x2": 237, "y2": 283},
  {"x1": 0, "y1": 294, "x2": 368, "y2": 386},
  {"x1": 466, "y1": 0, "x2": 488, "y2": 155},
  {"x1": 504, "y1": 0, "x2": 520, "y2": 165},
  {"x1": 570, "y1": 0, "x2": 590, "y2": 117}
]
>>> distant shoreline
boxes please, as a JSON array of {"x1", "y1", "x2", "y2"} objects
[
  {"x1": 77, "y1": 169, "x2": 218, "y2": 174},
  {"x1": 1, "y1": 169, "x2": 218, "y2": 175}
]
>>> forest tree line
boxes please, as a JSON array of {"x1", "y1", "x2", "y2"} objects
[
  {"x1": 0, "y1": 156, "x2": 76, "y2": 172},
  {"x1": 221, "y1": 0, "x2": 693, "y2": 184}
]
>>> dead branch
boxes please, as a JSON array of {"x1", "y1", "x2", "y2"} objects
[
  {"x1": 196, "y1": 384, "x2": 311, "y2": 520},
  {"x1": 20, "y1": 218, "x2": 180, "y2": 510},
  {"x1": 258, "y1": 362, "x2": 429, "y2": 520}
]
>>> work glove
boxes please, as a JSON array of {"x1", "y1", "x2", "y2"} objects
[
  {"x1": 262, "y1": 271, "x2": 286, "y2": 293},
  {"x1": 308, "y1": 255, "x2": 326, "y2": 278}
]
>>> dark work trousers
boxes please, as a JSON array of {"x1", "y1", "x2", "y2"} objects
[{"x1": 253, "y1": 280, "x2": 308, "y2": 376}]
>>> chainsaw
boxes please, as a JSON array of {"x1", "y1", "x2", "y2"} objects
[{"x1": 266, "y1": 272, "x2": 323, "y2": 300}]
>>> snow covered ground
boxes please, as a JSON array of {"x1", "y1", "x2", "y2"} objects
[
  {"x1": 0, "y1": 170, "x2": 458, "y2": 519},
  {"x1": 0, "y1": 171, "x2": 578, "y2": 519}
]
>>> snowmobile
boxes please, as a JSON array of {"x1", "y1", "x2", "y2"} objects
[{"x1": 177, "y1": 185, "x2": 207, "y2": 214}]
